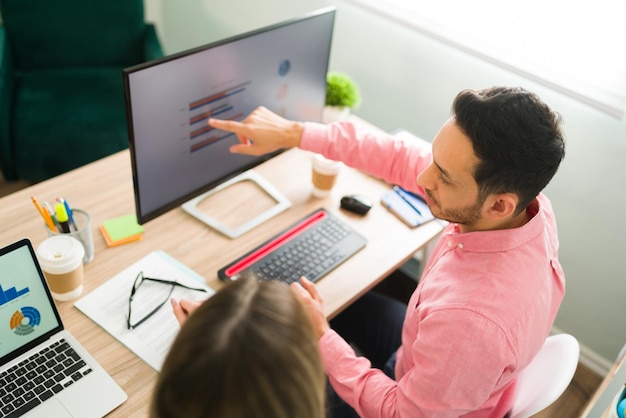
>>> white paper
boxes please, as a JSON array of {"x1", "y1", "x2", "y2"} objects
[{"x1": 74, "y1": 251, "x2": 214, "y2": 371}]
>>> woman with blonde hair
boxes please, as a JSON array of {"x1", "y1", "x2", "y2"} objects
[{"x1": 151, "y1": 277, "x2": 326, "y2": 418}]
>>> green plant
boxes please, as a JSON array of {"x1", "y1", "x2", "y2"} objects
[{"x1": 325, "y1": 72, "x2": 361, "y2": 109}]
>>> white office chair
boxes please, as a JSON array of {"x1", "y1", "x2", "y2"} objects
[{"x1": 510, "y1": 334, "x2": 580, "y2": 418}]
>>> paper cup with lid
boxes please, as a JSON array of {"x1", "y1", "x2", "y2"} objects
[
  {"x1": 311, "y1": 153, "x2": 342, "y2": 197},
  {"x1": 37, "y1": 235, "x2": 85, "y2": 301}
]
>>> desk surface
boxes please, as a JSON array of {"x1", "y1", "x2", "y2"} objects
[{"x1": 0, "y1": 120, "x2": 444, "y2": 416}]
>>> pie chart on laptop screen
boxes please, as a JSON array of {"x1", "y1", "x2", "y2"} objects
[{"x1": 10, "y1": 306, "x2": 41, "y2": 336}]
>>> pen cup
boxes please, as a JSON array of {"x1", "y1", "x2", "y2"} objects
[{"x1": 45, "y1": 208, "x2": 94, "y2": 264}]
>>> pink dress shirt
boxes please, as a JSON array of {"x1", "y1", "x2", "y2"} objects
[{"x1": 300, "y1": 122, "x2": 566, "y2": 418}]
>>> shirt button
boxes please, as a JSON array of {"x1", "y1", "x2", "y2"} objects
[
  {"x1": 447, "y1": 240, "x2": 453, "y2": 247},
  {"x1": 458, "y1": 243, "x2": 464, "y2": 249}
]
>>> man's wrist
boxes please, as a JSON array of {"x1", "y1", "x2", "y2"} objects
[{"x1": 289, "y1": 121, "x2": 304, "y2": 148}]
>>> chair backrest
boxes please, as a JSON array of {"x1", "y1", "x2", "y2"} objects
[
  {"x1": 0, "y1": 0, "x2": 146, "y2": 70},
  {"x1": 510, "y1": 333, "x2": 580, "y2": 418}
]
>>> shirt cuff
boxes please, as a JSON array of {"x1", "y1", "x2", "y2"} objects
[
  {"x1": 319, "y1": 329, "x2": 356, "y2": 374},
  {"x1": 300, "y1": 122, "x2": 328, "y2": 154}
]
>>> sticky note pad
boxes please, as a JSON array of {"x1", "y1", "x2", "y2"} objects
[
  {"x1": 101, "y1": 214, "x2": 144, "y2": 242},
  {"x1": 99, "y1": 225, "x2": 142, "y2": 247}
]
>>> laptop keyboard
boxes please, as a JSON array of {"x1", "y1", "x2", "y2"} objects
[
  {"x1": 0, "y1": 338, "x2": 92, "y2": 418},
  {"x1": 218, "y1": 208, "x2": 368, "y2": 284}
]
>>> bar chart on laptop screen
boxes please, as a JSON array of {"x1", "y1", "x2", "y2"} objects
[
  {"x1": 0, "y1": 284, "x2": 30, "y2": 306},
  {"x1": 0, "y1": 283, "x2": 40, "y2": 336}
]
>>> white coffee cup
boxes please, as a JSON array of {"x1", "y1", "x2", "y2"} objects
[
  {"x1": 37, "y1": 235, "x2": 85, "y2": 302},
  {"x1": 311, "y1": 154, "x2": 342, "y2": 197}
]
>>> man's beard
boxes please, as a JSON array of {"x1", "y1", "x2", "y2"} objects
[{"x1": 425, "y1": 189, "x2": 484, "y2": 226}]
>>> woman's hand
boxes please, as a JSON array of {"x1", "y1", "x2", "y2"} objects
[
  {"x1": 170, "y1": 298, "x2": 203, "y2": 326},
  {"x1": 290, "y1": 277, "x2": 331, "y2": 339}
]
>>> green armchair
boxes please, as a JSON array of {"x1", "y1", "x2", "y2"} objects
[{"x1": 0, "y1": 0, "x2": 164, "y2": 182}]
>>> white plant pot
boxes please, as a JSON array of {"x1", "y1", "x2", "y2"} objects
[{"x1": 322, "y1": 106, "x2": 351, "y2": 124}]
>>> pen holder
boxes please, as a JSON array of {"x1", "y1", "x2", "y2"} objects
[{"x1": 45, "y1": 208, "x2": 94, "y2": 264}]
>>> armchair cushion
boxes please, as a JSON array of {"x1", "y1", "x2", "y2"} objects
[
  {"x1": 0, "y1": 0, "x2": 146, "y2": 70},
  {"x1": 0, "y1": 0, "x2": 164, "y2": 181},
  {"x1": 143, "y1": 24, "x2": 164, "y2": 63},
  {"x1": 0, "y1": 26, "x2": 15, "y2": 179},
  {"x1": 13, "y1": 68, "x2": 129, "y2": 181}
]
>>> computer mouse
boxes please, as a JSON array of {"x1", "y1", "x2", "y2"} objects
[{"x1": 340, "y1": 194, "x2": 373, "y2": 215}]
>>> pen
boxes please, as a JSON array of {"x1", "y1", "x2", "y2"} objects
[
  {"x1": 54, "y1": 202, "x2": 71, "y2": 233},
  {"x1": 393, "y1": 186, "x2": 423, "y2": 216},
  {"x1": 31, "y1": 196, "x2": 57, "y2": 231},
  {"x1": 58, "y1": 197, "x2": 76, "y2": 231},
  {"x1": 44, "y1": 202, "x2": 61, "y2": 232}
]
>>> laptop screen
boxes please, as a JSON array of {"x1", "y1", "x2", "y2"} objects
[{"x1": 0, "y1": 239, "x2": 63, "y2": 364}]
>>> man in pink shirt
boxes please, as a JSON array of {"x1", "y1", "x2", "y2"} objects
[{"x1": 208, "y1": 86, "x2": 566, "y2": 417}]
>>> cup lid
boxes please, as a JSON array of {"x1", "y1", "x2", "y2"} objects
[
  {"x1": 37, "y1": 235, "x2": 85, "y2": 274},
  {"x1": 312, "y1": 153, "x2": 342, "y2": 174}
]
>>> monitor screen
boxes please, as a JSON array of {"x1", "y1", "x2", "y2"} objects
[{"x1": 123, "y1": 7, "x2": 336, "y2": 224}]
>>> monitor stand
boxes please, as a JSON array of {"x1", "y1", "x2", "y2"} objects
[{"x1": 181, "y1": 170, "x2": 291, "y2": 239}]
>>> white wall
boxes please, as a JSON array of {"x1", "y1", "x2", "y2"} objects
[{"x1": 153, "y1": 0, "x2": 626, "y2": 368}]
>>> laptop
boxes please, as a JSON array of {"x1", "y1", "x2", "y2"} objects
[{"x1": 0, "y1": 239, "x2": 127, "y2": 418}]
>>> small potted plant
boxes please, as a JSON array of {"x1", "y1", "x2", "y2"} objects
[{"x1": 323, "y1": 71, "x2": 361, "y2": 123}]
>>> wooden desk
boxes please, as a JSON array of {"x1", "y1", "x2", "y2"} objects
[{"x1": 0, "y1": 125, "x2": 444, "y2": 416}]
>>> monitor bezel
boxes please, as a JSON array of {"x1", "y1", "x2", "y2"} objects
[{"x1": 123, "y1": 6, "x2": 336, "y2": 225}]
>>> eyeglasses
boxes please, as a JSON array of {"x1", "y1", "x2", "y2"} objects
[{"x1": 127, "y1": 271, "x2": 208, "y2": 330}]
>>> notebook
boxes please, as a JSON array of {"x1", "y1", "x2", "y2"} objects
[{"x1": 0, "y1": 239, "x2": 127, "y2": 418}]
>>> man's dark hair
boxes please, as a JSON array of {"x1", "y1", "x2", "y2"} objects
[{"x1": 452, "y1": 87, "x2": 565, "y2": 213}]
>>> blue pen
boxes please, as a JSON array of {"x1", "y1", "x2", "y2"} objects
[
  {"x1": 393, "y1": 186, "x2": 423, "y2": 216},
  {"x1": 59, "y1": 198, "x2": 77, "y2": 231}
]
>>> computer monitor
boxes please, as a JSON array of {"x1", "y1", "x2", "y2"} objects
[{"x1": 123, "y1": 7, "x2": 336, "y2": 237}]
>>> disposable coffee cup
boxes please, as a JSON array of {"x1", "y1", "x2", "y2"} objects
[
  {"x1": 311, "y1": 154, "x2": 342, "y2": 198},
  {"x1": 37, "y1": 235, "x2": 85, "y2": 302},
  {"x1": 45, "y1": 208, "x2": 94, "y2": 264}
]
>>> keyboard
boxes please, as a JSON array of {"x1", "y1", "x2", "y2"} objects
[
  {"x1": 218, "y1": 208, "x2": 367, "y2": 284},
  {"x1": 0, "y1": 338, "x2": 92, "y2": 417}
]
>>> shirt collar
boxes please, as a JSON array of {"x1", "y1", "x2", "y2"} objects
[{"x1": 442, "y1": 197, "x2": 545, "y2": 253}]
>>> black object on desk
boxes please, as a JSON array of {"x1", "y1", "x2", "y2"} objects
[
  {"x1": 218, "y1": 208, "x2": 367, "y2": 284},
  {"x1": 341, "y1": 194, "x2": 373, "y2": 215}
]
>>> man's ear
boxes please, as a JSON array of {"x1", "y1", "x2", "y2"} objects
[{"x1": 484, "y1": 193, "x2": 519, "y2": 219}]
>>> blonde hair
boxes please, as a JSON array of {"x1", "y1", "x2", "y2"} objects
[{"x1": 151, "y1": 277, "x2": 325, "y2": 418}]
